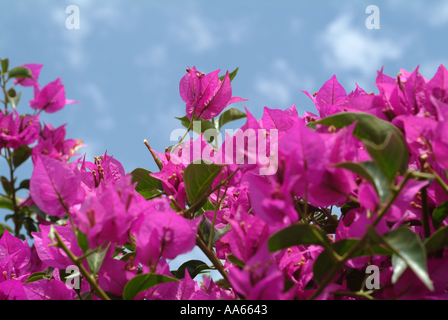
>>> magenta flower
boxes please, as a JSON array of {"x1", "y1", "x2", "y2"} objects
[
  {"x1": 13, "y1": 63, "x2": 43, "y2": 88},
  {"x1": 76, "y1": 175, "x2": 147, "y2": 248},
  {"x1": 303, "y1": 75, "x2": 347, "y2": 118},
  {"x1": 78, "y1": 151, "x2": 126, "y2": 190},
  {"x1": 0, "y1": 230, "x2": 31, "y2": 282},
  {"x1": 180, "y1": 66, "x2": 247, "y2": 120},
  {"x1": 0, "y1": 110, "x2": 40, "y2": 149},
  {"x1": 228, "y1": 244, "x2": 285, "y2": 300},
  {"x1": 32, "y1": 225, "x2": 83, "y2": 270},
  {"x1": 32, "y1": 123, "x2": 84, "y2": 163},
  {"x1": 29, "y1": 77, "x2": 79, "y2": 113},
  {"x1": 23, "y1": 279, "x2": 76, "y2": 300},
  {"x1": 30, "y1": 155, "x2": 85, "y2": 218},
  {"x1": 133, "y1": 209, "x2": 201, "y2": 267},
  {"x1": 0, "y1": 280, "x2": 27, "y2": 300}
]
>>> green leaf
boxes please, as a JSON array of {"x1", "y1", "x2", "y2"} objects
[
  {"x1": 183, "y1": 161, "x2": 224, "y2": 207},
  {"x1": 12, "y1": 145, "x2": 31, "y2": 169},
  {"x1": 367, "y1": 226, "x2": 434, "y2": 291},
  {"x1": 218, "y1": 67, "x2": 239, "y2": 82},
  {"x1": 432, "y1": 202, "x2": 448, "y2": 230},
  {"x1": 316, "y1": 112, "x2": 409, "y2": 179},
  {"x1": 227, "y1": 253, "x2": 245, "y2": 268},
  {"x1": 363, "y1": 131, "x2": 408, "y2": 182},
  {"x1": 18, "y1": 179, "x2": 30, "y2": 191},
  {"x1": 30, "y1": 205, "x2": 59, "y2": 223},
  {"x1": 24, "y1": 217, "x2": 37, "y2": 234},
  {"x1": 86, "y1": 243, "x2": 110, "y2": 276},
  {"x1": 77, "y1": 230, "x2": 89, "y2": 253},
  {"x1": 424, "y1": 226, "x2": 448, "y2": 253},
  {"x1": 334, "y1": 161, "x2": 391, "y2": 203},
  {"x1": 0, "y1": 195, "x2": 13, "y2": 211},
  {"x1": 391, "y1": 254, "x2": 407, "y2": 284},
  {"x1": 174, "y1": 260, "x2": 209, "y2": 279},
  {"x1": 268, "y1": 223, "x2": 332, "y2": 253},
  {"x1": 175, "y1": 116, "x2": 218, "y2": 143},
  {"x1": 218, "y1": 108, "x2": 247, "y2": 130},
  {"x1": 7, "y1": 91, "x2": 21, "y2": 109},
  {"x1": 313, "y1": 238, "x2": 392, "y2": 284},
  {"x1": 123, "y1": 273, "x2": 179, "y2": 300},
  {"x1": 0, "y1": 223, "x2": 13, "y2": 238},
  {"x1": 340, "y1": 202, "x2": 360, "y2": 216},
  {"x1": 130, "y1": 168, "x2": 163, "y2": 198},
  {"x1": 123, "y1": 242, "x2": 136, "y2": 252},
  {"x1": 24, "y1": 271, "x2": 50, "y2": 283},
  {"x1": 7, "y1": 66, "x2": 32, "y2": 80},
  {"x1": 1, "y1": 176, "x2": 13, "y2": 196},
  {"x1": 1, "y1": 58, "x2": 9, "y2": 73},
  {"x1": 201, "y1": 216, "x2": 232, "y2": 246}
]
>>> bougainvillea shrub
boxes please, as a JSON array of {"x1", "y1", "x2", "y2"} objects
[{"x1": 1, "y1": 57, "x2": 448, "y2": 300}]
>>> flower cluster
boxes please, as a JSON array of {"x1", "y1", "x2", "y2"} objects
[{"x1": 1, "y1": 58, "x2": 448, "y2": 300}]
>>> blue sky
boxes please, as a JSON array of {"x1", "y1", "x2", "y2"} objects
[{"x1": 1, "y1": 0, "x2": 447, "y2": 280}]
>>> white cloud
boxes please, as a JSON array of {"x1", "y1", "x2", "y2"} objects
[
  {"x1": 134, "y1": 44, "x2": 168, "y2": 69},
  {"x1": 428, "y1": 2, "x2": 448, "y2": 27},
  {"x1": 255, "y1": 58, "x2": 315, "y2": 106},
  {"x1": 81, "y1": 82, "x2": 116, "y2": 131},
  {"x1": 256, "y1": 79, "x2": 291, "y2": 105},
  {"x1": 170, "y1": 14, "x2": 219, "y2": 53},
  {"x1": 320, "y1": 14, "x2": 403, "y2": 76}
]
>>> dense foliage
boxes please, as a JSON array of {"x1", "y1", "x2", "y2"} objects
[{"x1": 1, "y1": 57, "x2": 448, "y2": 300}]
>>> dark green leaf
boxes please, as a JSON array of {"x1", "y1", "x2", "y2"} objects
[
  {"x1": 313, "y1": 238, "x2": 392, "y2": 284},
  {"x1": 18, "y1": 179, "x2": 30, "y2": 191},
  {"x1": 123, "y1": 273, "x2": 179, "y2": 300},
  {"x1": 12, "y1": 145, "x2": 32, "y2": 169},
  {"x1": 183, "y1": 161, "x2": 224, "y2": 207},
  {"x1": 367, "y1": 226, "x2": 433, "y2": 291},
  {"x1": 30, "y1": 205, "x2": 59, "y2": 223},
  {"x1": 424, "y1": 226, "x2": 448, "y2": 253},
  {"x1": 123, "y1": 242, "x2": 136, "y2": 252},
  {"x1": 119, "y1": 251, "x2": 135, "y2": 262},
  {"x1": 316, "y1": 112, "x2": 403, "y2": 145},
  {"x1": 340, "y1": 202, "x2": 360, "y2": 216},
  {"x1": 334, "y1": 161, "x2": 391, "y2": 203},
  {"x1": 268, "y1": 223, "x2": 332, "y2": 253},
  {"x1": 227, "y1": 253, "x2": 245, "y2": 268},
  {"x1": 24, "y1": 217, "x2": 37, "y2": 234},
  {"x1": 175, "y1": 116, "x2": 218, "y2": 143},
  {"x1": 1, "y1": 176, "x2": 13, "y2": 196},
  {"x1": 86, "y1": 243, "x2": 110, "y2": 276},
  {"x1": 8, "y1": 88, "x2": 16, "y2": 98},
  {"x1": 218, "y1": 108, "x2": 246, "y2": 130},
  {"x1": 317, "y1": 112, "x2": 409, "y2": 178},
  {"x1": 432, "y1": 202, "x2": 448, "y2": 230},
  {"x1": 130, "y1": 168, "x2": 163, "y2": 198},
  {"x1": 201, "y1": 216, "x2": 232, "y2": 246},
  {"x1": 363, "y1": 131, "x2": 408, "y2": 182},
  {"x1": 1, "y1": 58, "x2": 9, "y2": 73},
  {"x1": 7, "y1": 66, "x2": 32, "y2": 80},
  {"x1": 77, "y1": 230, "x2": 89, "y2": 253},
  {"x1": 174, "y1": 260, "x2": 209, "y2": 279},
  {"x1": 7, "y1": 91, "x2": 21, "y2": 109},
  {"x1": 25, "y1": 271, "x2": 50, "y2": 283},
  {"x1": 0, "y1": 195, "x2": 13, "y2": 211},
  {"x1": 218, "y1": 67, "x2": 239, "y2": 82}
]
